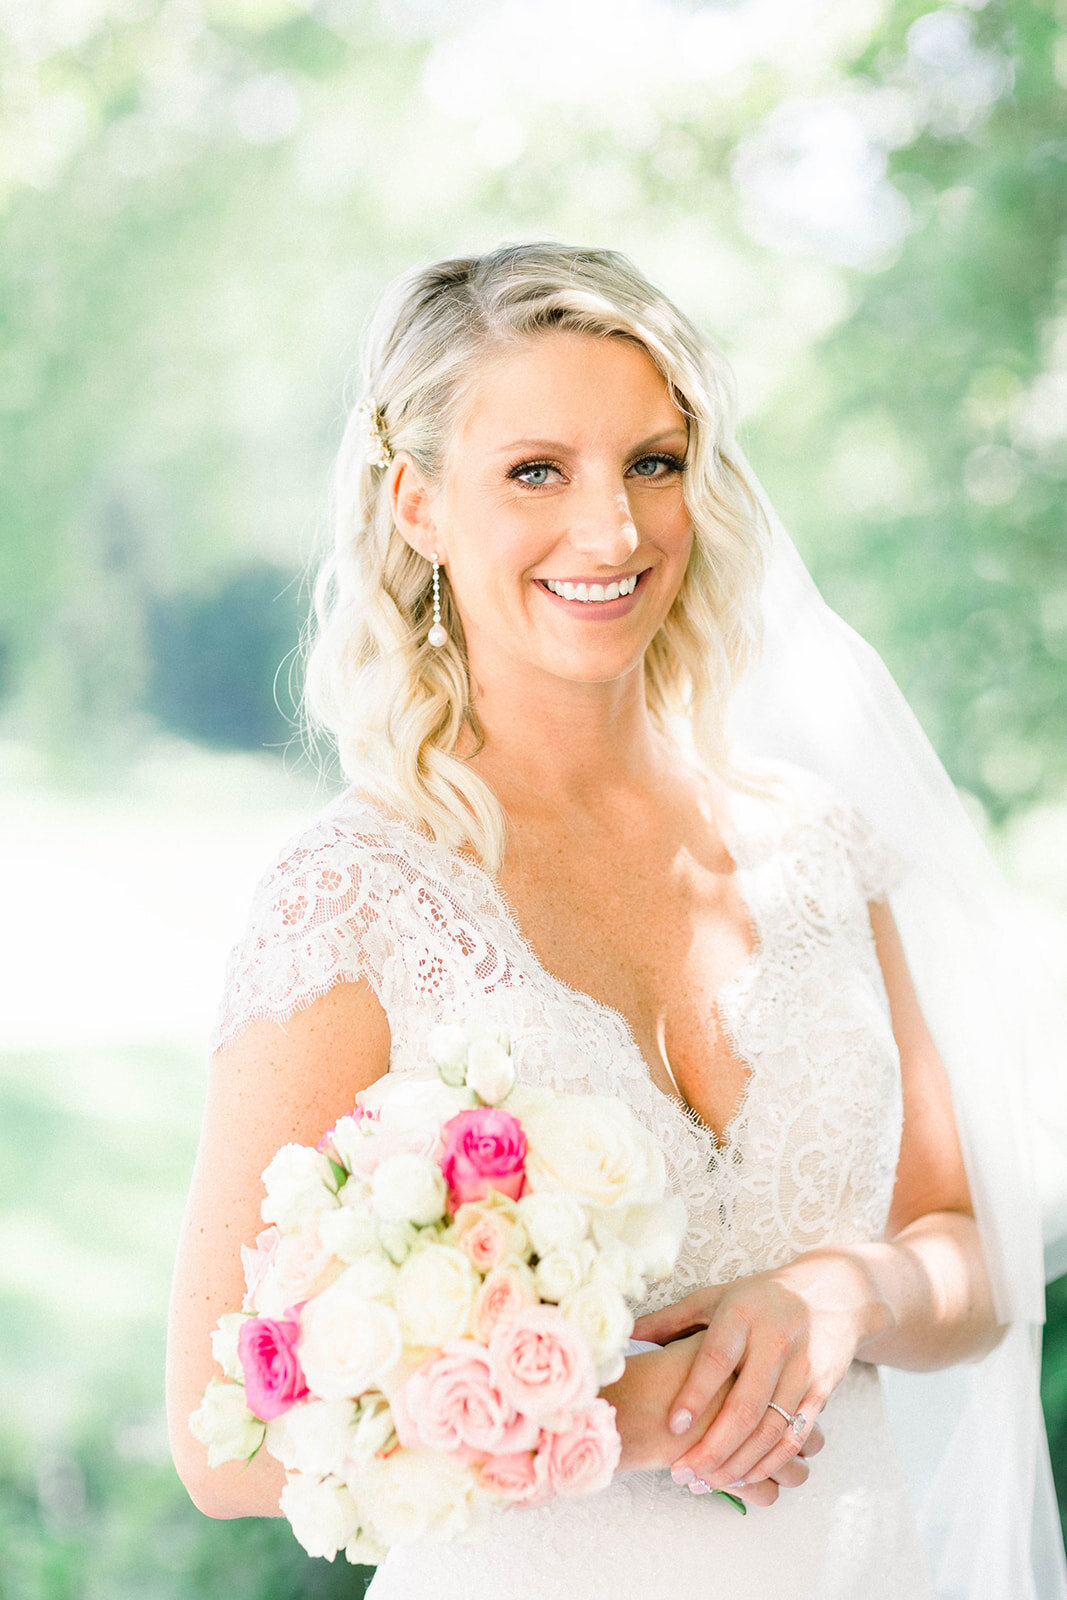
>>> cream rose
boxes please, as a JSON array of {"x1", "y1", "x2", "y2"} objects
[
  {"x1": 255, "y1": 1223, "x2": 343, "y2": 1318},
  {"x1": 376, "y1": 1218, "x2": 420, "y2": 1264},
  {"x1": 317, "y1": 1200, "x2": 379, "y2": 1264},
  {"x1": 521, "y1": 1095, "x2": 666, "y2": 1210},
  {"x1": 559, "y1": 1281, "x2": 635, "y2": 1373},
  {"x1": 279, "y1": 1470, "x2": 363, "y2": 1561},
  {"x1": 210, "y1": 1312, "x2": 248, "y2": 1380},
  {"x1": 188, "y1": 1379, "x2": 265, "y2": 1467},
  {"x1": 451, "y1": 1195, "x2": 529, "y2": 1272},
  {"x1": 297, "y1": 1270, "x2": 402, "y2": 1399},
  {"x1": 517, "y1": 1191, "x2": 588, "y2": 1256},
  {"x1": 592, "y1": 1195, "x2": 687, "y2": 1282},
  {"x1": 394, "y1": 1244, "x2": 478, "y2": 1348},
  {"x1": 354, "y1": 1448, "x2": 486, "y2": 1547},
  {"x1": 425, "y1": 1022, "x2": 471, "y2": 1085},
  {"x1": 267, "y1": 1397, "x2": 358, "y2": 1477},
  {"x1": 465, "y1": 1032, "x2": 515, "y2": 1104},
  {"x1": 370, "y1": 1152, "x2": 447, "y2": 1226},
  {"x1": 534, "y1": 1241, "x2": 596, "y2": 1303}
]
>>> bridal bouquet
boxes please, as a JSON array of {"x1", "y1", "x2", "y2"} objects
[{"x1": 190, "y1": 1021, "x2": 688, "y2": 1564}]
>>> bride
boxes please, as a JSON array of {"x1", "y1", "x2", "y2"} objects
[{"x1": 166, "y1": 242, "x2": 1065, "y2": 1598}]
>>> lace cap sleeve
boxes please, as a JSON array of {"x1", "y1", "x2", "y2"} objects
[
  {"x1": 208, "y1": 815, "x2": 385, "y2": 1056},
  {"x1": 820, "y1": 781, "x2": 910, "y2": 903}
]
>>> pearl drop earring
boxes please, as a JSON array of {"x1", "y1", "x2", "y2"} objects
[{"x1": 428, "y1": 552, "x2": 448, "y2": 647}]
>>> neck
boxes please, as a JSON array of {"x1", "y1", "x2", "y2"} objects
[{"x1": 458, "y1": 659, "x2": 681, "y2": 822}]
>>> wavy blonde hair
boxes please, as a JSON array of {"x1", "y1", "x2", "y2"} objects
[{"x1": 301, "y1": 240, "x2": 782, "y2": 872}]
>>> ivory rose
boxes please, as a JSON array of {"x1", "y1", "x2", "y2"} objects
[
  {"x1": 267, "y1": 1397, "x2": 359, "y2": 1477},
  {"x1": 237, "y1": 1314, "x2": 310, "y2": 1420},
  {"x1": 391, "y1": 1340, "x2": 539, "y2": 1458},
  {"x1": 521, "y1": 1095, "x2": 665, "y2": 1210},
  {"x1": 487, "y1": 1305, "x2": 598, "y2": 1422},
  {"x1": 297, "y1": 1271, "x2": 402, "y2": 1399},
  {"x1": 371, "y1": 1151, "x2": 448, "y2": 1225},
  {"x1": 356, "y1": 1448, "x2": 487, "y2": 1547},
  {"x1": 441, "y1": 1107, "x2": 527, "y2": 1208},
  {"x1": 188, "y1": 1379, "x2": 265, "y2": 1467},
  {"x1": 394, "y1": 1244, "x2": 478, "y2": 1348},
  {"x1": 559, "y1": 1281, "x2": 635, "y2": 1376},
  {"x1": 533, "y1": 1398, "x2": 622, "y2": 1497},
  {"x1": 260, "y1": 1144, "x2": 340, "y2": 1231},
  {"x1": 279, "y1": 1470, "x2": 364, "y2": 1561},
  {"x1": 464, "y1": 1033, "x2": 515, "y2": 1104},
  {"x1": 254, "y1": 1222, "x2": 343, "y2": 1318},
  {"x1": 210, "y1": 1312, "x2": 247, "y2": 1380},
  {"x1": 517, "y1": 1191, "x2": 588, "y2": 1256}
]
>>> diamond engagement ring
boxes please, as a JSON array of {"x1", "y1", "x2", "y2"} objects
[{"x1": 767, "y1": 1401, "x2": 807, "y2": 1436}]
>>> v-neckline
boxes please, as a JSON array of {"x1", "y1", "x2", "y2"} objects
[{"x1": 331, "y1": 783, "x2": 771, "y2": 1150}]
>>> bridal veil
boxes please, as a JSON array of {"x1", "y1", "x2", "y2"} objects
[{"x1": 722, "y1": 451, "x2": 1067, "y2": 1600}]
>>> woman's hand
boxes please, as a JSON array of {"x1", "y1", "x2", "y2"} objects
[
  {"x1": 602, "y1": 1330, "x2": 825, "y2": 1505},
  {"x1": 630, "y1": 1249, "x2": 888, "y2": 1494}
]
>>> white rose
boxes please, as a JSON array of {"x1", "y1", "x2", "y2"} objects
[
  {"x1": 534, "y1": 1241, "x2": 596, "y2": 1303},
  {"x1": 279, "y1": 1470, "x2": 363, "y2": 1561},
  {"x1": 318, "y1": 1201, "x2": 379, "y2": 1263},
  {"x1": 210, "y1": 1312, "x2": 247, "y2": 1380},
  {"x1": 518, "y1": 1191, "x2": 589, "y2": 1256},
  {"x1": 394, "y1": 1244, "x2": 477, "y2": 1348},
  {"x1": 346, "y1": 1396, "x2": 397, "y2": 1466},
  {"x1": 560, "y1": 1281, "x2": 635, "y2": 1373},
  {"x1": 355, "y1": 1448, "x2": 486, "y2": 1547},
  {"x1": 345, "y1": 1524, "x2": 387, "y2": 1565},
  {"x1": 588, "y1": 1233, "x2": 646, "y2": 1301},
  {"x1": 298, "y1": 1270, "x2": 402, "y2": 1400},
  {"x1": 255, "y1": 1223, "x2": 342, "y2": 1318},
  {"x1": 522, "y1": 1095, "x2": 666, "y2": 1210},
  {"x1": 376, "y1": 1218, "x2": 420, "y2": 1264},
  {"x1": 188, "y1": 1379, "x2": 264, "y2": 1468},
  {"x1": 465, "y1": 1032, "x2": 515, "y2": 1105},
  {"x1": 327, "y1": 1115, "x2": 371, "y2": 1173},
  {"x1": 339, "y1": 1251, "x2": 398, "y2": 1303},
  {"x1": 593, "y1": 1195, "x2": 687, "y2": 1282},
  {"x1": 370, "y1": 1152, "x2": 447, "y2": 1226},
  {"x1": 260, "y1": 1144, "x2": 340, "y2": 1231},
  {"x1": 425, "y1": 1022, "x2": 471, "y2": 1085},
  {"x1": 267, "y1": 1398, "x2": 358, "y2": 1477}
]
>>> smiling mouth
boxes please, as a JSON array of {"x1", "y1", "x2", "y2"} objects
[{"x1": 536, "y1": 570, "x2": 648, "y2": 604}]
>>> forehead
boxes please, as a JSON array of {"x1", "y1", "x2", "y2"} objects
[{"x1": 453, "y1": 330, "x2": 686, "y2": 446}]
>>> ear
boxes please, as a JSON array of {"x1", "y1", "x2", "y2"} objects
[{"x1": 390, "y1": 452, "x2": 444, "y2": 564}]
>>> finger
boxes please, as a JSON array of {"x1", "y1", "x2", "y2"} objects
[
  {"x1": 768, "y1": 1455, "x2": 808, "y2": 1488},
  {"x1": 666, "y1": 1315, "x2": 749, "y2": 1440},
  {"x1": 717, "y1": 1381, "x2": 825, "y2": 1490},
  {"x1": 799, "y1": 1420, "x2": 825, "y2": 1458},
  {"x1": 686, "y1": 1475, "x2": 779, "y2": 1508},
  {"x1": 671, "y1": 1338, "x2": 786, "y2": 1481},
  {"x1": 631, "y1": 1288, "x2": 719, "y2": 1346}
]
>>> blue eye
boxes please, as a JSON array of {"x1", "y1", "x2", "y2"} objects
[
  {"x1": 514, "y1": 462, "x2": 555, "y2": 486},
  {"x1": 632, "y1": 453, "x2": 684, "y2": 478}
]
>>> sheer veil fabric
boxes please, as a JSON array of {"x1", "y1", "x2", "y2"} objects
[{"x1": 719, "y1": 451, "x2": 1067, "y2": 1600}]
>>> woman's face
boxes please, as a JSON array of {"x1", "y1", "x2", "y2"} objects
[{"x1": 398, "y1": 329, "x2": 694, "y2": 699}]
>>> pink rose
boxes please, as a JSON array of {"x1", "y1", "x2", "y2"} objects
[
  {"x1": 470, "y1": 1261, "x2": 538, "y2": 1345},
  {"x1": 391, "y1": 1341, "x2": 539, "y2": 1460},
  {"x1": 487, "y1": 1305, "x2": 598, "y2": 1422},
  {"x1": 452, "y1": 1202, "x2": 517, "y2": 1272},
  {"x1": 533, "y1": 1399, "x2": 621, "y2": 1497},
  {"x1": 240, "y1": 1225, "x2": 281, "y2": 1312},
  {"x1": 441, "y1": 1108, "x2": 527, "y2": 1209},
  {"x1": 478, "y1": 1448, "x2": 542, "y2": 1503},
  {"x1": 237, "y1": 1315, "x2": 309, "y2": 1420}
]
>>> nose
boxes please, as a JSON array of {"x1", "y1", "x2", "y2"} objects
[{"x1": 566, "y1": 473, "x2": 640, "y2": 567}]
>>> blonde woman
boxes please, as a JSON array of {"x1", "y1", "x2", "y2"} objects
[{"x1": 166, "y1": 243, "x2": 1064, "y2": 1599}]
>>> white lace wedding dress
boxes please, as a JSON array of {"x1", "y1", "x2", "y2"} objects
[{"x1": 210, "y1": 755, "x2": 937, "y2": 1600}]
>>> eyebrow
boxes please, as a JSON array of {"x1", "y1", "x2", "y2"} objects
[{"x1": 494, "y1": 426, "x2": 689, "y2": 455}]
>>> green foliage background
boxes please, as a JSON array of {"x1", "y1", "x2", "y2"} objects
[{"x1": 1, "y1": 0, "x2": 1064, "y2": 1592}]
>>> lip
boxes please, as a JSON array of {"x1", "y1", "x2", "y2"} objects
[{"x1": 533, "y1": 568, "x2": 650, "y2": 617}]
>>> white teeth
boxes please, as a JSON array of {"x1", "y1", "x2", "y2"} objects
[{"x1": 543, "y1": 573, "x2": 640, "y2": 602}]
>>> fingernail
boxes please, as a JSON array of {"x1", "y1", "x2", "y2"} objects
[
  {"x1": 671, "y1": 1466, "x2": 694, "y2": 1486},
  {"x1": 669, "y1": 1409, "x2": 693, "y2": 1435},
  {"x1": 727, "y1": 1480, "x2": 746, "y2": 1489}
]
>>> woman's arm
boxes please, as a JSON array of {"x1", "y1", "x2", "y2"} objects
[
  {"x1": 630, "y1": 897, "x2": 1004, "y2": 1494},
  {"x1": 165, "y1": 977, "x2": 391, "y2": 1518}
]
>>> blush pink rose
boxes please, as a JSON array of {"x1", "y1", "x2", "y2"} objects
[
  {"x1": 470, "y1": 1262, "x2": 538, "y2": 1345},
  {"x1": 487, "y1": 1305, "x2": 597, "y2": 1422},
  {"x1": 391, "y1": 1340, "x2": 538, "y2": 1460},
  {"x1": 452, "y1": 1204, "x2": 515, "y2": 1272},
  {"x1": 441, "y1": 1108, "x2": 527, "y2": 1209},
  {"x1": 237, "y1": 1314, "x2": 309, "y2": 1420},
  {"x1": 533, "y1": 1398, "x2": 622, "y2": 1497},
  {"x1": 240, "y1": 1225, "x2": 281, "y2": 1312},
  {"x1": 478, "y1": 1448, "x2": 542, "y2": 1503}
]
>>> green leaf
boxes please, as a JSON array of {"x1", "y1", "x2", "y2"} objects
[{"x1": 715, "y1": 1490, "x2": 747, "y2": 1515}]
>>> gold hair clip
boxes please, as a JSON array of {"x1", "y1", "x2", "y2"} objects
[{"x1": 358, "y1": 397, "x2": 393, "y2": 468}]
